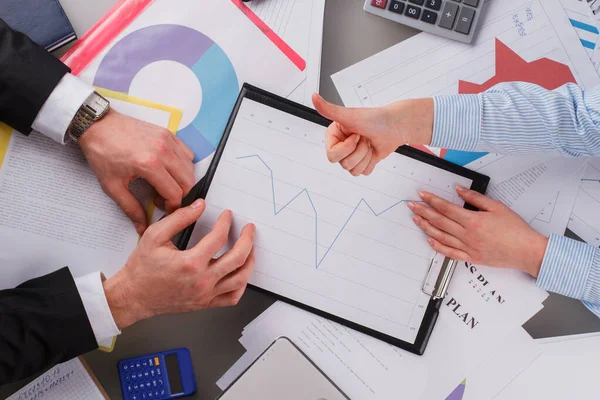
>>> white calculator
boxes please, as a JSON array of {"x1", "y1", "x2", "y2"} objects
[{"x1": 364, "y1": 0, "x2": 485, "y2": 44}]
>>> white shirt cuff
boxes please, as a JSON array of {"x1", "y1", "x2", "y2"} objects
[
  {"x1": 31, "y1": 73, "x2": 95, "y2": 144},
  {"x1": 74, "y1": 271, "x2": 121, "y2": 346}
]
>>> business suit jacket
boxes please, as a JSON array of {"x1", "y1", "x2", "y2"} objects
[
  {"x1": 0, "y1": 268, "x2": 98, "y2": 384},
  {"x1": 0, "y1": 17, "x2": 69, "y2": 134},
  {"x1": 0, "y1": 19, "x2": 98, "y2": 384}
]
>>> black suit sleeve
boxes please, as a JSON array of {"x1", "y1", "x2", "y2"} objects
[
  {"x1": 0, "y1": 18, "x2": 70, "y2": 135},
  {"x1": 0, "y1": 267, "x2": 98, "y2": 385}
]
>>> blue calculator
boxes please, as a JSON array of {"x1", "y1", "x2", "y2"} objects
[{"x1": 118, "y1": 348, "x2": 196, "y2": 400}]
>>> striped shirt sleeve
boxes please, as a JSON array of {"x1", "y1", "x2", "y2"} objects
[
  {"x1": 536, "y1": 235, "x2": 600, "y2": 318},
  {"x1": 431, "y1": 82, "x2": 600, "y2": 318},
  {"x1": 432, "y1": 82, "x2": 600, "y2": 157}
]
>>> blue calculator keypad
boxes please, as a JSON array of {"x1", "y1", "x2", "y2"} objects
[{"x1": 120, "y1": 356, "x2": 168, "y2": 400}]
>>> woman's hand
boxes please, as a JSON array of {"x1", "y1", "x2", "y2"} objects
[
  {"x1": 408, "y1": 186, "x2": 549, "y2": 277},
  {"x1": 312, "y1": 94, "x2": 434, "y2": 176}
]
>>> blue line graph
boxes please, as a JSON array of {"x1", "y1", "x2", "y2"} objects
[{"x1": 237, "y1": 154, "x2": 419, "y2": 269}]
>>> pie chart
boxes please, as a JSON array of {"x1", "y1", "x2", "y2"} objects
[{"x1": 94, "y1": 24, "x2": 239, "y2": 163}]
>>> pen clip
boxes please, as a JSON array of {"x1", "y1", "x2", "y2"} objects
[{"x1": 422, "y1": 253, "x2": 458, "y2": 300}]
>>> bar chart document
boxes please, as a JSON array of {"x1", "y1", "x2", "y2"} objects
[
  {"x1": 333, "y1": 0, "x2": 599, "y2": 107},
  {"x1": 189, "y1": 97, "x2": 474, "y2": 345},
  {"x1": 332, "y1": 0, "x2": 600, "y2": 167}
]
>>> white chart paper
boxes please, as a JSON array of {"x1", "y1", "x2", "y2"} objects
[
  {"x1": 568, "y1": 158, "x2": 600, "y2": 244},
  {"x1": 189, "y1": 98, "x2": 475, "y2": 344},
  {"x1": 332, "y1": 0, "x2": 599, "y2": 107}
]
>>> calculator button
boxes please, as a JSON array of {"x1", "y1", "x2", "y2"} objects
[
  {"x1": 405, "y1": 4, "x2": 421, "y2": 19},
  {"x1": 130, "y1": 363, "x2": 135, "y2": 369},
  {"x1": 463, "y1": 0, "x2": 479, "y2": 6},
  {"x1": 408, "y1": 0, "x2": 424, "y2": 5},
  {"x1": 144, "y1": 372, "x2": 150, "y2": 378},
  {"x1": 424, "y1": 0, "x2": 442, "y2": 10},
  {"x1": 155, "y1": 390, "x2": 160, "y2": 397},
  {"x1": 148, "y1": 392, "x2": 153, "y2": 398},
  {"x1": 134, "y1": 384, "x2": 139, "y2": 390},
  {"x1": 133, "y1": 396, "x2": 138, "y2": 400},
  {"x1": 439, "y1": 2, "x2": 459, "y2": 29},
  {"x1": 124, "y1": 365, "x2": 129, "y2": 371},
  {"x1": 158, "y1": 379, "x2": 164, "y2": 387},
  {"x1": 157, "y1": 368, "x2": 162, "y2": 376},
  {"x1": 138, "y1": 373, "x2": 143, "y2": 379},
  {"x1": 131, "y1": 373, "x2": 137, "y2": 380},
  {"x1": 142, "y1": 394, "x2": 148, "y2": 400},
  {"x1": 149, "y1": 358, "x2": 154, "y2": 366},
  {"x1": 127, "y1": 385, "x2": 133, "y2": 392},
  {"x1": 146, "y1": 382, "x2": 152, "y2": 388},
  {"x1": 142, "y1": 360, "x2": 148, "y2": 367},
  {"x1": 455, "y1": 6, "x2": 475, "y2": 34},
  {"x1": 136, "y1": 362, "x2": 141, "y2": 368},
  {"x1": 371, "y1": 0, "x2": 387, "y2": 8},
  {"x1": 154, "y1": 357, "x2": 160, "y2": 366},
  {"x1": 388, "y1": 0, "x2": 404, "y2": 14},
  {"x1": 151, "y1": 370, "x2": 155, "y2": 377},
  {"x1": 421, "y1": 9, "x2": 437, "y2": 24}
]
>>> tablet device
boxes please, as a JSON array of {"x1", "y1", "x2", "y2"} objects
[{"x1": 218, "y1": 337, "x2": 349, "y2": 400}]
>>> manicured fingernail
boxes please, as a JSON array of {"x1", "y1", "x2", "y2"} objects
[
  {"x1": 135, "y1": 223, "x2": 145, "y2": 234},
  {"x1": 191, "y1": 199, "x2": 204, "y2": 209},
  {"x1": 413, "y1": 216, "x2": 421, "y2": 225},
  {"x1": 456, "y1": 185, "x2": 466, "y2": 192},
  {"x1": 427, "y1": 238, "x2": 435, "y2": 246},
  {"x1": 418, "y1": 191, "x2": 426, "y2": 199},
  {"x1": 407, "y1": 202, "x2": 416, "y2": 210}
]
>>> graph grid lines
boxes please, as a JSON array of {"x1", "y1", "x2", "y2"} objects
[{"x1": 237, "y1": 154, "x2": 420, "y2": 269}]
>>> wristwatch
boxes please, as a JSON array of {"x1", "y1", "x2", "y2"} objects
[{"x1": 67, "y1": 91, "x2": 111, "y2": 143}]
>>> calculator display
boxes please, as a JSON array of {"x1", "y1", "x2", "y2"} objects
[{"x1": 165, "y1": 354, "x2": 184, "y2": 394}]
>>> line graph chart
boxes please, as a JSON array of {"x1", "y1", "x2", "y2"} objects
[
  {"x1": 237, "y1": 154, "x2": 420, "y2": 269},
  {"x1": 189, "y1": 98, "x2": 474, "y2": 343}
]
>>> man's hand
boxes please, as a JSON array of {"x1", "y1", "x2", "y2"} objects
[
  {"x1": 102, "y1": 199, "x2": 256, "y2": 329},
  {"x1": 79, "y1": 109, "x2": 195, "y2": 234},
  {"x1": 312, "y1": 94, "x2": 434, "y2": 176},
  {"x1": 408, "y1": 186, "x2": 548, "y2": 277}
]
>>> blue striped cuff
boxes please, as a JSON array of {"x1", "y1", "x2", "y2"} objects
[
  {"x1": 431, "y1": 94, "x2": 482, "y2": 151},
  {"x1": 536, "y1": 234, "x2": 597, "y2": 300}
]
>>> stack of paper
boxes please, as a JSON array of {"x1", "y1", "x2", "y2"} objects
[
  {"x1": 248, "y1": 0, "x2": 325, "y2": 107},
  {"x1": 217, "y1": 0, "x2": 600, "y2": 398}
]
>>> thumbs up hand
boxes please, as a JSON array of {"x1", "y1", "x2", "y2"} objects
[{"x1": 312, "y1": 94, "x2": 435, "y2": 176}]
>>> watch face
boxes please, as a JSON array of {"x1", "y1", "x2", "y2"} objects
[{"x1": 89, "y1": 94, "x2": 110, "y2": 116}]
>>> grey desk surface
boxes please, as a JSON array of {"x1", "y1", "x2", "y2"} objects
[{"x1": 2, "y1": 0, "x2": 600, "y2": 399}]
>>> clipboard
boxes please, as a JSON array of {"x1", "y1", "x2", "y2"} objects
[{"x1": 176, "y1": 83, "x2": 490, "y2": 355}]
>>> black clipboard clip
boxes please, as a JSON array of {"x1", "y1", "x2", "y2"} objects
[{"x1": 422, "y1": 253, "x2": 457, "y2": 300}]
